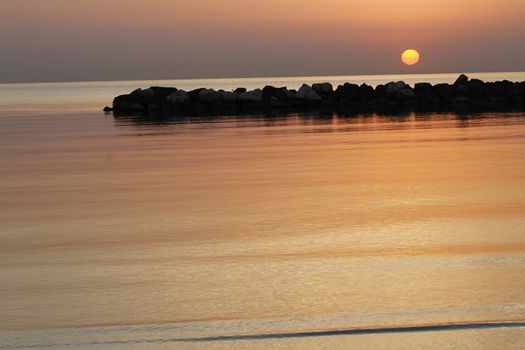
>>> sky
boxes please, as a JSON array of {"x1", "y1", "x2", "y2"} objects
[{"x1": 1, "y1": 0, "x2": 525, "y2": 83}]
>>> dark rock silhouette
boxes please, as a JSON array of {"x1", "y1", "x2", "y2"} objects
[
  {"x1": 312, "y1": 82, "x2": 333, "y2": 97},
  {"x1": 107, "y1": 75, "x2": 525, "y2": 116},
  {"x1": 454, "y1": 74, "x2": 469, "y2": 86}
]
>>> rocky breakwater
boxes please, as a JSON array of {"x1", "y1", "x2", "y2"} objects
[{"x1": 105, "y1": 75, "x2": 525, "y2": 116}]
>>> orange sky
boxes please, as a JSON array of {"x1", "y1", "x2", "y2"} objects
[{"x1": 1, "y1": 0, "x2": 525, "y2": 82}]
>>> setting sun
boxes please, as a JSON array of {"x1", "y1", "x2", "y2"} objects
[{"x1": 401, "y1": 49, "x2": 421, "y2": 66}]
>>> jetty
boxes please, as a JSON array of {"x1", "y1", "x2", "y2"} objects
[{"x1": 105, "y1": 75, "x2": 525, "y2": 116}]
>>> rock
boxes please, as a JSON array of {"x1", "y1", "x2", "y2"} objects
[
  {"x1": 374, "y1": 84, "x2": 386, "y2": 98},
  {"x1": 166, "y1": 90, "x2": 190, "y2": 104},
  {"x1": 296, "y1": 84, "x2": 322, "y2": 101},
  {"x1": 285, "y1": 89, "x2": 296, "y2": 99},
  {"x1": 452, "y1": 97, "x2": 469, "y2": 108},
  {"x1": 454, "y1": 74, "x2": 469, "y2": 86},
  {"x1": 414, "y1": 83, "x2": 438, "y2": 109},
  {"x1": 414, "y1": 83, "x2": 435, "y2": 98},
  {"x1": 385, "y1": 81, "x2": 408, "y2": 95},
  {"x1": 468, "y1": 79, "x2": 484, "y2": 89},
  {"x1": 487, "y1": 97, "x2": 506, "y2": 110},
  {"x1": 397, "y1": 88, "x2": 416, "y2": 99},
  {"x1": 262, "y1": 86, "x2": 291, "y2": 107},
  {"x1": 108, "y1": 77, "x2": 525, "y2": 116},
  {"x1": 199, "y1": 88, "x2": 220, "y2": 103},
  {"x1": 414, "y1": 82, "x2": 433, "y2": 92},
  {"x1": 113, "y1": 94, "x2": 143, "y2": 111},
  {"x1": 359, "y1": 84, "x2": 374, "y2": 100},
  {"x1": 239, "y1": 89, "x2": 263, "y2": 102},
  {"x1": 508, "y1": 83, "x2": 525, "y2": 109},
  {"x1": 467, "y1": 79, "x2": 484, "y2": 98},
  {"x1": 508, "y1": 83, "x2": 523, "y2": 97},
  {"x1": 320, "y1": 95, "x2": 338, "y2": 108},
  {"x1": 484, "y1": 82, "x2": 507, "y2": 97},
  {"x1": 218, "y1": 90, "x2": 238, "y2": 103},
  {"x1": 312, "y1": 83, "x2": 333, "y2": 96},
  {"x1": 130, "y1": 88, "x2": 155, "y2": 106},
  {"x1": 454, "y1": 83, "x2": 469, "y2": 97},
  {"x1": 150, "y1": 86, "x2": 177, "y2": 99},
  {"x1": 335, "y1": 83, "x2": 360, "y2": 102},
  {"x1": 188, "y1": 88, "x2": 206, "y2": 102},
  {"x1": 147, "y1": 101, "x2": 160, "y2": 113},
  {"x1": 434, "y1": 83, "x2": 453, "y2": 99},
  {"x1": 385, "y1": 81, "x2": 414, "y2": 100},
  {"x1": 111, "y1": 89, "x2": 152, "y2": 112},
  {"x1": 262, "y1": 86, "x2": 289, "y2": 101},
  {"x1": 501, "y1": 80, "x2": 514, "y2": 95},
  {"x1": 518, "y1": 82, "x2": 525, "y2": 95}
]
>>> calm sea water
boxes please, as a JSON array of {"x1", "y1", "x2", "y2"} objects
[
  {"x1": 1, "y1": 73, "x2": 525, "y2": 349},
  {"x1": 2, "y1": 71, "x2": 525, "y2": 113}
]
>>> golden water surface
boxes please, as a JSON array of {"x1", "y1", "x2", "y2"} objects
[{"x1": 1, "y1": 111, "x2": 525, "y2": 349}]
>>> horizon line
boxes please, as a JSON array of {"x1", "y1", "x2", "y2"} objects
[{"x1": 1, "y1": 70, "x2": 525, "y2": 86}]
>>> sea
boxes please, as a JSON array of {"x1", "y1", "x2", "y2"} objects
[{"x1": 1, "y1": 72, "x2": 525, "y2": 349}]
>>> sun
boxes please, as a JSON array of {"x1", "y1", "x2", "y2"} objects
[{"x1": 401, "y1": 49, "x2": 420, "y2": 66}]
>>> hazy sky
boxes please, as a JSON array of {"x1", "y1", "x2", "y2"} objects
[{"x1": 1, "y1": 0, "x2": 525, "y2": 83}]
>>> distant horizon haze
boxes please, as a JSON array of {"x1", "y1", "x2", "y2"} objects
[
  {"x1": 2, "y1": 70, "x2": 525, "y2": 86},
  {"x1": 2, "y1": 0, "x2": 525, "y2": 83}
]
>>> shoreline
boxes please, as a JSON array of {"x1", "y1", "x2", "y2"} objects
[{"x1": 106, "y1": 74, "x2": 525, "y2": 116}]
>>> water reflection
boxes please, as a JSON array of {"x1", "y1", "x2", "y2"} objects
[
  {"x1": 112, "y1": 112, "x2": 525, "y2": 138},
  {"x1": 2, "y1": 109, "x2": 525, "y2": 350}
]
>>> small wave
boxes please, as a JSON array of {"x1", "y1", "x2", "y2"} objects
[
  {"x1": 2, "y1": 321, "x2": 525, "y2": 349},
  {"x1": 179, "y1": 320, "x2": 525, "y2": 342}
]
